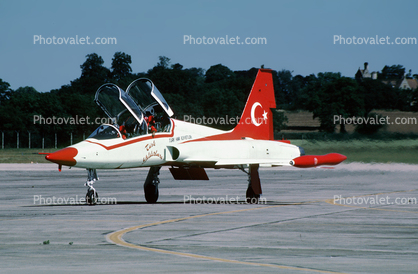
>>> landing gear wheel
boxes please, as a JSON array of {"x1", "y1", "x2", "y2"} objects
[
  {"x1": 85, "y1": 169, "x2": 99, "y2": 205},
  {"x1": 86, "y1": 189, "x2": 98, "y2": 205},
  {"x1": 243, "y1": 164, "x2": 261, "y2": 204},
  {"x1": 246, "y1": 186, "x2": 260, "y2": 204},
  {"x1": 144, "y1": 166, "x2": 161, "y2": 203},
  {"x1": 144, "y1": 184, "x2": 159, "y2": 204}
]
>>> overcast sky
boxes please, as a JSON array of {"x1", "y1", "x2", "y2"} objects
[{"x1": 1, "y1": 0, "x2": 417, "y2": 92}]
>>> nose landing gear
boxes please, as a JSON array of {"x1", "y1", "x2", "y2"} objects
[{"x1": 85, "y1": 169, "x2": 99, "y2": 205}]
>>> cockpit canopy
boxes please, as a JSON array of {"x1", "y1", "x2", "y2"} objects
[
  {"x1": 94, "y1": 83, "x2": 144, "y2": 125},
  {"x1": 87, "y1": 124, "x2": 121, "y2": 140},
  {"x1": 91, "y1": 79, "x2": 173, "y2": 140},
  {"x1": 126, "y1": 78, "x2": 174, "y2": 117}
]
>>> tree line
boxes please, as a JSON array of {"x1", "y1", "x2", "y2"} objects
[{"x1": 0, "y1": 52, "x2": 417, "y2": 148}]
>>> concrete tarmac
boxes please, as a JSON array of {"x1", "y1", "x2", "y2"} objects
[{"x1": 1, "y1": 163, "x2": 418, "y2": 273}]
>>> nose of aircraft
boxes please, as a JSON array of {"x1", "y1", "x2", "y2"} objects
[{"x1": 45, "y1": 147, "x2": 78, "y2": 166}]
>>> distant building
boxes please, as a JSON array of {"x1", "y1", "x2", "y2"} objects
[
  {"x1": 381, "y1": 78, "x2": 418, "y2": 90},
  {"x1": 355, "y1": 62, "x2": 378, "y2": 80},
  {"x1": 355, "y1": 62, "x2": 417, "y2": 89}
]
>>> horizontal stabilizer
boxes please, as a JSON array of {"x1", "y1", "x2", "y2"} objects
[{"x1": 215, "y1": 159, "x2": 291, "y2": 166}]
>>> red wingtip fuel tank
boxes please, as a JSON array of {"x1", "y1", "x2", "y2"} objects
[
  {"x1": 45, "y1": 147, "x2": 78, "y2": 167},
  {"x1": 290, "y1": 153, "x2": 347, "y2": 168}
]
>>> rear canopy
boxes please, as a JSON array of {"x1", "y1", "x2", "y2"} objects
[{"x1": 126, "y1": 78, "x2": 174, "y2": 117}]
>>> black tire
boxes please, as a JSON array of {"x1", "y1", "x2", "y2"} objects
[
  {"x1": 86, "y1": 190, "x2": 98, "y2": 205},
  {"x1": 144, "y1": 184, "x2": 159, "y2": 203},
  {"x1": 246, "y1": 186, "x2": 260, "y2": 204}
]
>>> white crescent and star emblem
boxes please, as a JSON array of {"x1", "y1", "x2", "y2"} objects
[{"x1": 251, "y1": 102, "x2": 268, "y2": 126}]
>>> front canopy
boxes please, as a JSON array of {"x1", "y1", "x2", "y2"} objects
[{"x1": 94, "y1": 83, "x2": 144, "y2": 125}]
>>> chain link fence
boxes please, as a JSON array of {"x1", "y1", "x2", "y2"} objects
[{"x1": 1, "y1": 130, "x2": 88, "y2": 149}]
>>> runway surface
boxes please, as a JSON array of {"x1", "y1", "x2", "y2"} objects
[{"x1": 1, "y1": 163, "x2": 418, "y2": 273}]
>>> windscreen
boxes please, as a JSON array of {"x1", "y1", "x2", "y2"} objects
[{"x1": 88, "y1": 124, "x2": 121, "y2": 140}]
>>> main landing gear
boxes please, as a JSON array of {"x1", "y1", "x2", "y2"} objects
[
  {"x1": 241, "y1": 164, "x2": 262, "y2": 204},
  {"x1": 85, "y1": 168, "x2": 99, "y2": 205},
  {"x1": 144, "y1": 166, "x2": 161, "y2": 203}
]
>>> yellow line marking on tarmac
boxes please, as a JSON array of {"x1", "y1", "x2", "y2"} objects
[
  {"x1": 107, "y1": 204, "x2": 346, "y2": 274},
  {"x1": 106, "y1": 189, "x2": 418, "y2": 272}
]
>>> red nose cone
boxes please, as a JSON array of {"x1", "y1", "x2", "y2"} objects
[{"x1": 45, "y1": 147, "x2": 78, "y2": 166}]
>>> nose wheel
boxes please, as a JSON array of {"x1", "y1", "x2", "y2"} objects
[
  {"x1": 86, "y1": 188, "x2": 98, "y2": 205},
  {"x1": 85, "y1": 169, "x2": 99, "y2": 205}
]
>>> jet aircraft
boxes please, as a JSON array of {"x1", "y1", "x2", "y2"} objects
[{"x1": 45, "y1": 69, "x2": 347, "y2": 204}]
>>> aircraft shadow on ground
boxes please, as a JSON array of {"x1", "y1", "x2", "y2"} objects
[{"x1": 26, "y1": 201, "x2": 299, "y2": 207}]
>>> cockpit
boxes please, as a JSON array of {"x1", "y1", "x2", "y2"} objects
[
  {"x1": 88, "y1": 79, "x2": 173, "y2": 140},
  {"x1": 88, "y1": 124, "x2": 121, "y2": 140}
]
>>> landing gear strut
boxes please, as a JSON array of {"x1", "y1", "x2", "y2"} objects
[
  {"x1": 241, "y1": 164, "x2": 262, "y2": 204},
  {"x1": 85, "y1": 169, "x2": 98, "y2": 205},
  {"x1": 144, "y1": 166, "x2": 161, "y2": 203}
]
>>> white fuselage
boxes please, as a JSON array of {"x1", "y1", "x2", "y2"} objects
[{"x1": 69, "y1": 119, "x2": 301, "y2": 169}]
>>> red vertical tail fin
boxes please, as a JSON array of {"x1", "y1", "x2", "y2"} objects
[{"x1": 232, "y1": 69, "x2": 276, "y2": 140}]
